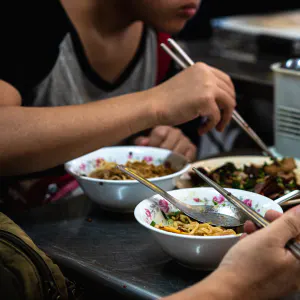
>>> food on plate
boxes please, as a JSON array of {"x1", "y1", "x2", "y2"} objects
[
  {"x1": 89, "y1": 159, "x2": 175, "y2": 180},
  {"x1": 151, "y1": 212, "x2": 236, "y2": 236},
  {"x1": 189, "y1": 157, "x2": 299, "y2": 200}
]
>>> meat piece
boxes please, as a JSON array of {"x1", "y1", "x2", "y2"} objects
[
  {"x1": 224, "y1": 178, "x2": 233, "y2": 185},
  {"x1": 212, "y1": 162, "x2": 237, "y2": 174},
  {"x1": 254, "y1": 176, "x2": 284, "y2": 197},
  {"x1": 267, "y1": 193, "x2": 281, "y2": 200},
  {"x1": 244, "y1": 165, "x2": 260, "y2": 178},
  {"x1": 277, "y1": 171, "x2": 295, "y2": 182},
  {"x1": 211, "y1": 173, "x2": 220, "y2": 183},
  {"x1": 254, "y1": 182, "x2": 267, "y2": 194},
  {"x1": 189, "y1": 167, "x2": 208, "y2": 185},
  {"x1": 281, "y1": 157, "x2": 297, "y2": 173},
  {"x1": 264, "y1": 157, "x2": 296, "y2": 176},
  {"x1": 264, "y1": 164, "x2": 279, "y2": 176}
]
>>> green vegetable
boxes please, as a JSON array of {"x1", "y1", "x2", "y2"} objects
[
  {"x1": 232, "y1": 180, "x2": 241, "y2": 189},
  {"x1": 276, "y1": 177, "x2": 285, "y2": 189},
  {"x1": 287, "y1": 180, "x2": 296, "y2": 189},
  {"x1": 244, "y1": 178, "x2": 256, "y2": 190},
  {"x1": 167, "y1": 219, "x2": 174, "y2": 225},
  {"x1": 150, "y1": 221, "x2": 156, "y2": 226},
  {"x1": 167, "y1": 211, "x2": 180, "y2": 218},
  {"x1": 258, "y1": 169, "x2": 265, "y2": 178}
]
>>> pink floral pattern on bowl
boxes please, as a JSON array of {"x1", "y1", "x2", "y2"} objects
[
  {"x1": 79, "y1": 163, "x2": 86, "y2": 171},
  {"x1": 213, "y1": 195, "x2": 225, "y2": 205},
  {"x1": 158, "y1": 199, "x2": 170, "y2": 213},
  {"x1": 243, "y1": 199, "x2": 252, "y2": 207},
  {"x1": 138, "y1": 188, "x2": 278, "y2": 226},
  {"x1": 143, "y1": 156, "x2": 153, "y2": 163},
  {"x1": 72, "y1": 152, "x2": 169, "y2": 176}
]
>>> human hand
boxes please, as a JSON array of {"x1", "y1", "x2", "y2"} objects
[
  {"x1": 217, "y1": 206, "x2": 300, "y2": 300},
  {"x1": 150, "y1": 63, "x2": 236, "y2": 135},
  {"x1": 134, "y1": 126, "x2": 196, "y2": 161}
]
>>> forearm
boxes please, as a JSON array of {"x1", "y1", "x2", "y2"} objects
[
  {"x1": 0, "y1": 90, "x2": 157, "y2": 175},
  {"x1": 161, "y1": 269, "x2": 243, "y2": 300}
]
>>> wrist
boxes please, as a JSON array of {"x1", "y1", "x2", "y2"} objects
[
  {"x1": 145, "y1": 85, "x2": 168, "y2": 127},
  {"x1": 161, "y1": 268, "x2": 246, "y2": 300},
  {"x1": 195, "y1": 268, "x2": 246, "y2": 300},
  {"x1": 117, "y1": 89, "x2": 159, "y2": 136}
]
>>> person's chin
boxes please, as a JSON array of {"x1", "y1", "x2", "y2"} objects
[{"x1": 157, "y1": 20, "x2": 188, "y2": 34}]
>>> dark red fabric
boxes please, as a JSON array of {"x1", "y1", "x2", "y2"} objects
[{"x1": 156, "y1": 32, "x2": 172, "y2": 84}]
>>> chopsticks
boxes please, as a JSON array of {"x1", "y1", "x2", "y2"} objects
[
  {"x1": 161, "y1": 39, "x2": 279, "y2": 165},
  {"x1": 281, "y1": 199, "x2": 300, "y2": 206},
  {"x1": 192, "y1": 167, "x2": 300, "y2": 260}
]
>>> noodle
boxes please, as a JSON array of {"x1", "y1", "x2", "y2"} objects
[
  {"x1": 153, "y1": 212, "x2": 236, "y2": 236},
  {"x1": 89, "y1": 159, "x2": 175, "y2": 180}
]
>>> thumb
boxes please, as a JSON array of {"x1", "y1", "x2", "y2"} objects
[
  {"x1": 262, "y1": 205, "x2": 300, "y2": 246},
  {"x1": 134, "y1": 136, "x2": 150, "y2": 146}
]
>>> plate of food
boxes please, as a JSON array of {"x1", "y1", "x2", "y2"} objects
[{"x1": 176, "y1": 156, "x2": 300, "y2": 200}]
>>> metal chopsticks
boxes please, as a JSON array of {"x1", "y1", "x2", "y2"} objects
[
  {"x1": 161, "y1": 38, "x2": 279, "y2": 164},
  {"x1": 192, "y1": 167, "x2": 300, "y2": 260}
]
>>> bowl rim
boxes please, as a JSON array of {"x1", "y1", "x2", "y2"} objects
[
  {"x1": 134, "y1": 187, "x2": 283, "y2": 240},
  {"x1": 64, "y1": 145, "x2": 191, "y2": 184}
]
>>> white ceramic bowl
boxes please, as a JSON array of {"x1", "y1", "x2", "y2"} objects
[
  {"x1": 65, "y1": 146, "x2": 190, "y2": 212},
  {"x1": 134, "y1": 187, "x2": 283, "y2": 270}
]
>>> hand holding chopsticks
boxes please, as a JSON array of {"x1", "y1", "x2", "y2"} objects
[
  {"x1": 161, "y1": 38, "x2": 279, "y2": 164},
  {"x1": 192, "y1": 167, "x2": 300, "y2": 260}
]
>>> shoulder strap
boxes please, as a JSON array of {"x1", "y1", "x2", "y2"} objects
[{"x1": 156, "y1": 32, "x2": 172, "y2": 85}]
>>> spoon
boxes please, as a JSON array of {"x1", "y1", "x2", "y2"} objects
[
  {"x1": 192, "y1": 167, "x2": 300, "y2": 259},
  {"x1": 273, "y1": 189, "x2": 300, "y2": 205},
  {"x1": 117, "y1": 165, "x2": 298, "y2": 228}
]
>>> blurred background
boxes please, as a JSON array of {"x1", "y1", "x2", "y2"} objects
[{"x1": 176, "y1": 0, "x2": 300, "y2": 159}]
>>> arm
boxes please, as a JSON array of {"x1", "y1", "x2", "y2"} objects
[
  {"x1": 0, "y1": 62, "x2": 235, "y2": 176},
  {"x1": 162, "y1": 269, "x2": 242, "y2": 300},
  {"x1": 163, "y1": 207, "x2": 300, "y2": 300},
  {"x1": 0, "y1": 80, "x2": 157, "y2": 175}
]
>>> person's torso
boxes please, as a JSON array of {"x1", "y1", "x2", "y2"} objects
[
  {"x1": 32, "y1": 26, "x2": 158, "y2": 107},
  {"x1": 0, "y1": 2, "x2": 172, "y2": 212}
]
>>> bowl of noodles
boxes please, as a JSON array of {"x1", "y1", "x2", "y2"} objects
[
  {"x1": 134, "y1": 187, "x2": 283, "y2": 270},
  {"x1": 65, "y1": 146, "x2": 190, "y2": 212}
]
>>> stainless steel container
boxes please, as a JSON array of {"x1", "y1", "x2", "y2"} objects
[{"x1": 271, "y1": 61, "x2": 300, "y2": 157}]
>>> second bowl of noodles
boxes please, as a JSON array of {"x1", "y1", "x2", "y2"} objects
[
  {"x1": 134, "y1": 187, "x2": 283, "y2": 270},
  {"x1": 65, "y1": 146, "x2": 190, "y2": 212}
]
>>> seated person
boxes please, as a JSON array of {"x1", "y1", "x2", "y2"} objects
[{"x1": 0, "y1": 0, "x2": 235, "y2": 211}]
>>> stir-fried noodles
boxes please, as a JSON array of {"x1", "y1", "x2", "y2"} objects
[
  {"x1": 89, "y1": 159, "x2": 175, "y2": 180},
  {"x1": 152, "y1": 212, "x2": 236, "y2": 236}
]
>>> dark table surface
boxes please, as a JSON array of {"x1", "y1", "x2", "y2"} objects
[
  {"x1": 11, "y1": 195, "x2": 210, "y2": 300},
  {"x1": 9, "y1": 150, "x2": 300, "y2": 300}
]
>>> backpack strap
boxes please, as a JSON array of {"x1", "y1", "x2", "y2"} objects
[{"x1": 156, "y1": 32, "x2": 172, "y2": 85}]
